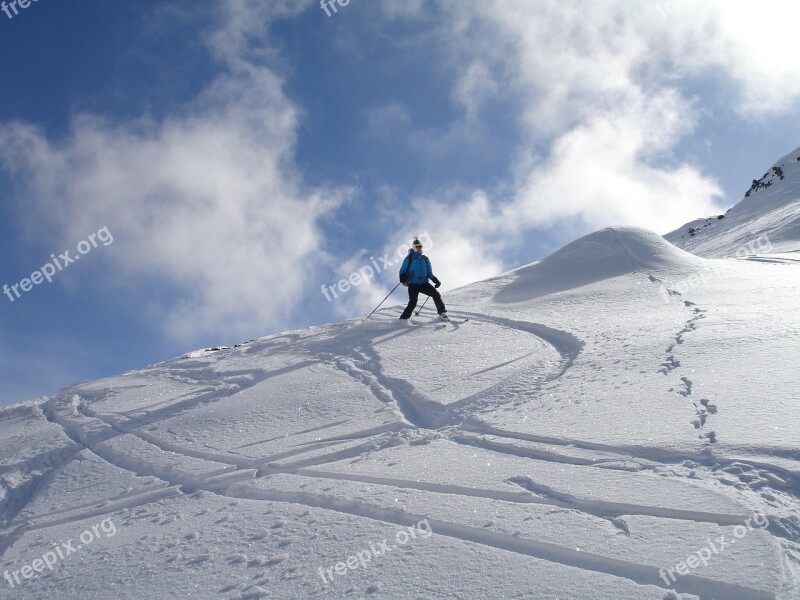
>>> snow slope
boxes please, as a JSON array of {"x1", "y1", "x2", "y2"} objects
[
  {"x1": 2, "y1": 198, "x2": 800, "y2": 597},
  {"x1": 666, "y1": 146, "x2": 800, "y2": 258}
]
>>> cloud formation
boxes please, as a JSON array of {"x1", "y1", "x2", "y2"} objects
[{"x1": 0, "y1": 1, "x2": 346, "y2": 341}]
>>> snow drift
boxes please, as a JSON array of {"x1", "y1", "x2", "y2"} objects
[{"x1": 496, "y1": 226, "x2": 704, "y2": 302}]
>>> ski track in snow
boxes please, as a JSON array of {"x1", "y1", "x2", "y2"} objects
[{"x1": 1, "y1": 307, "x2": 795, "y2": 600}]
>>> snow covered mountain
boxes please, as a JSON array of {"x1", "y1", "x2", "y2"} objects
[
  {"x1": 666, "y1": 146, "x2": 800, "y2": 258},
  {"x1": 2, "y1": 159, "x2": 800, "y2": 599}
]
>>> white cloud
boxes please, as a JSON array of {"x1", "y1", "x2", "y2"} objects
[
  {"x1": 0, "y1": 0, "x2": 346, "y2": 342},
  {"x1": 502, "y1": 91, "x2": 724, "y2": 235},
  {"x1": 653, "y1": 0, "x2": 800, "y2": 115}
]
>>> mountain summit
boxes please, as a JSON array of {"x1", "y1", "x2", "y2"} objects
[{"x1": 666, "y1": 145, "x2": 800, "y2": 257}]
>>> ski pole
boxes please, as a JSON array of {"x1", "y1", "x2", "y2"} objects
[
  {"x1": 365, "y1": 282, "x2": 402, "y2": 321},
  {"x1": 415, "y1": 296, "x2": 430, "y2": 316}
]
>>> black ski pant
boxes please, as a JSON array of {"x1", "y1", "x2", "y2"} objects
[{"x1": 399, "y1": 283, "x2": 445, "y2": 319}]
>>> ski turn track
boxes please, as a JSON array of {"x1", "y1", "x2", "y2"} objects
[
  {"x1": 27, "y1": 398, "x2": 779, "y2": 600},
  {"x1": 1, "y1": 309, "x2": 794, "y2": 600}
]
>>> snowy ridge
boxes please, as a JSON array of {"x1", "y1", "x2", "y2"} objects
[
  {"x1": 2, "y1": 207, "x2": 800, "y2": 597},
  {"x1": 666, "y1": 146, "x2": 800, "y2": 257}
]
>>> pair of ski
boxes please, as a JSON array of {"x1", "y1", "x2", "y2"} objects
[{"x1": 411, "y1": 317, "x2": 469, "y2": 329}]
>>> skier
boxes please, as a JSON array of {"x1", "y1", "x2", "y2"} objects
[{"x1": 398, "y1": 238, "x2": 448, "y2": 321}]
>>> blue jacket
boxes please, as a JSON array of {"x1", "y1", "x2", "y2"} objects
[{"x1": 399, "y1": 251, "x2": 436, "y2": 285}]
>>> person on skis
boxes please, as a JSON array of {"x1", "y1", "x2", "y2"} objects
[{"x1": 398, "y1": 238, "x2": 448, "y2": 321}]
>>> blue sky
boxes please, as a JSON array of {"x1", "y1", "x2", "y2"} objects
[{"x1": 1, "y1": 0, "x2": 800, "y2": 406}]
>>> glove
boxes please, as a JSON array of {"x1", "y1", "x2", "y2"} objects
[
  {"x1": 400, "y1": 273, "x2": 409, "y2": 284},
  {"x1": 432, "y1": 278, "x2": 441, "y2": 288}
]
